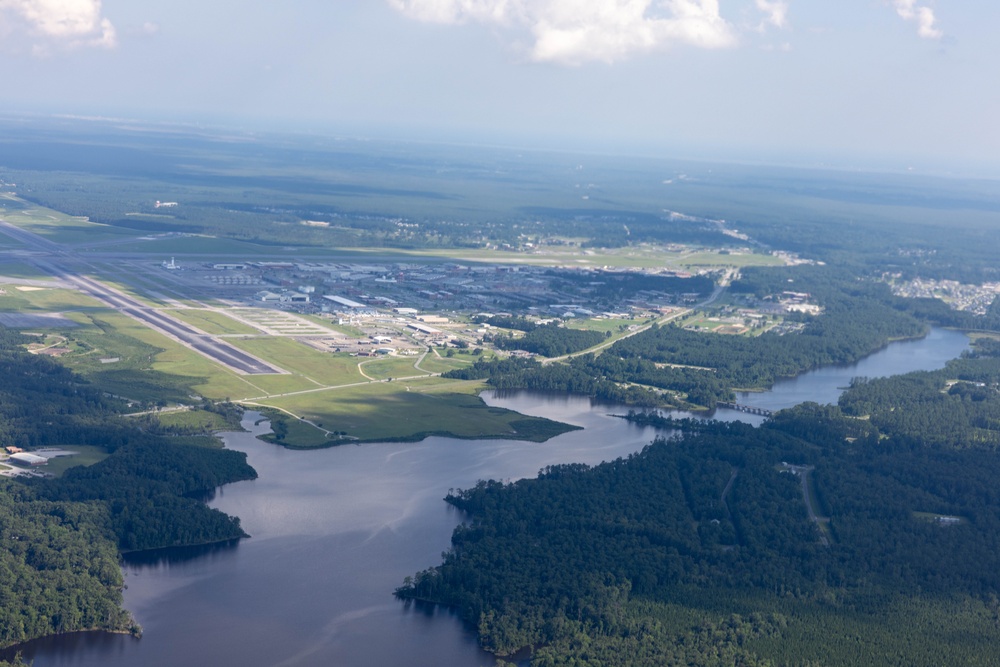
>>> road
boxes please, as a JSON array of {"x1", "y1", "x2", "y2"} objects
[
  {"x1": 784, "y1": 464, "x2": 830, "y2": 547},
  {"x1": 544, "y1": 282, "x2": 728, "y2": 365},
  {"x1": 0, "y1": 220, "x2": 282, "y2": 375}
]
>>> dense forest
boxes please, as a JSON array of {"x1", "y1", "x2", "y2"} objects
[
  {"x1": 0, "y1": 327, "x2": 256, "y2": 650},
  {"x1": 488, "y1": 324, "x2": 607, "y2": 357},
  {"x1": 399, "y1": 338, "x2": 1000, "y2": 664}
]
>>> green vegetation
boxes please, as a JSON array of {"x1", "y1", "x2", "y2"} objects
[
  {"x1": 257, "y1": 379, "x2": 577, "y2": 446},
  {"x1": 38, "y1": 446, "x2": 110, "y2": 477},
  {"x1": 4, "y1": 118, "x2": 1000, "y2": 663},
  {"x1": 152, "y1": 407, "x2": 241, "y2": 434},
  {"x1": 0, "y1": 325, "x2": 256, "y2": 650},
  {"x1": 453, "y1": 265, "x2": 984, "y2": 410},
  {"x1": 399, "y1": 349, "x2": 1000, "y2": 664},
  {"x1": 489, "y1": 324, "x2": 606, "y2": 357},
  {"x1": 414, "y1": 351, "x2": 477, "y2": 374},
  {"x1": 169, "y1": 309, "x2": 261, "y2": 335},
  {"x1": 0, "y1": 485, "x2": 138, "y2": 648},
  {"x1": 0, "y1": 260, "x2": 50, "y2": 279}
]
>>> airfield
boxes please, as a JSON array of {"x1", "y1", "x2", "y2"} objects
[{"x1": 0, "y1": 194, "x2": 790, "y2": 445}]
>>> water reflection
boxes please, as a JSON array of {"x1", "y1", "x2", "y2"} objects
[{"x1": 123, "y1": 539, "x2": 241, "y2": 568}]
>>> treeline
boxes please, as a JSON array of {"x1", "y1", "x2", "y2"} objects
[
  {"x1": 25, "y1": 442, "x2": 255, "y2": 551},
  {"x1": 443, "y1": 357, "x2": 663, "y2": 407},
  {"x1": 0, "y1": 326, "x2": 256, "y2": 650},
  {"x1": 398, "y1": 373, "x2": 1000, "y2": 665},
  {"x1": 838, "y1": 336, "x2": 1000, "y2": 448},
  {"x1": 488, "y1": 324, "x2": 606, "y2": 357}
]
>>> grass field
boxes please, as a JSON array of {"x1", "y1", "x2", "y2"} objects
[
  {"x1": 170, "y1": 309, "x2": 262, "y2": 335},
  {"x1": 416, "y1": 353, "x2": 476, "y2": 374},
  {"x1": 253, "y1": 378, "x2": 576, "y2": 445},
  {"x1": 1, "y1": 197, "x2": 142, "y2": 245},
  {"x1": 358, "y1": 356, "x2": 423, "y2": 381},
  {"x1": 0, "y1": 284, "x2": 106, "y2": 315},
  {"x1": 153, "y1": 408, "x2": 236, "y2": 433},
  {"x1": 0, "y1": 260, "x2": 52, "y2": 279},
  {"x1": 37, "y1": 446, "x2": 110, "y2": 477},
  {"x1": 226, "y1": 337, "x2": 362, "y2": 385}
]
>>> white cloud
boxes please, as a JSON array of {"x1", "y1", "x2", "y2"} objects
[
  {"x1": 388, "y1": 0, "x2": 737, "y2": 65},
  {"x1": 892, "y1": 0, "x2": 942, "y2": 39},
  {"x1": 754, "y1": 0, "x2": 787, "y2": 30},
  {"x1": 0, "y1": 0, "x2": 117, "y2": 49}
]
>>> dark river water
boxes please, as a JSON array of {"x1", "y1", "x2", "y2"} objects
[{"x1": 6, "y1": 328, "x2": 970, "y2": 667}]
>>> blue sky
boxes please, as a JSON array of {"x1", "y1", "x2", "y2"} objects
[{"x1": 0, "y1": 1, "x2": 996, "y2": 175}]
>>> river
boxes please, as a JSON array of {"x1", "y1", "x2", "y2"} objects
[{"x1": 5, "y1": 328, "x2": 970, "y2": 666}]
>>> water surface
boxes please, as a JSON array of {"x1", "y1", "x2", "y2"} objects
[{"x1": 7, "y1": 328, "x2": 969, "y2": 666}]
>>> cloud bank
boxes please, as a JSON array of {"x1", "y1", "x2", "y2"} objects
[
  {"x1": 892, "y1": 0, "x2": 942, "y2": 39},
  {"x1": 387, "y1": 0, "x2": 740, "y2": 64},
  {"x1": 0, "y1": 0, "x2": 116, "y2": 50}
]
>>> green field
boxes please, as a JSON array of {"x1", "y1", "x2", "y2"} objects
[
  {"x1": 0, "y1": 260, "x2": 52, "y2": 279},
  {"x1": 35, "y1": 446, "x2": 110, "y2": 477},
  {"x1": 0, "y1": 198, "x2": 142, "y2": 245},
  {"x1": 358, "y1": 355, "x2": 424, "y2": 381},
  {"x1": 415, "y1": 352, "x2": 477, "y2": 374},
  {"x1": 254, "y1": 378, "x2": 576, "y2": 444},
  {"x1": 225, "y1": 337, "x2": 363, "y2": 386},
  {"x1": 152, "y1": 408, "x2": 236, "y2": 433},
  {"x1": 0, "y1": 284, "x2": 106, "y2": 315},
  {"x1": 0, "y1": 280, "x2": 578, "y2": 447},
  {"x1": 170, "y1": 309, "x2": 262, "y2": 335}
]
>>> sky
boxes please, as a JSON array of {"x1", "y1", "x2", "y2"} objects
[{"x1": 0, "y1": 0, "x2": 998, "y2": 175}]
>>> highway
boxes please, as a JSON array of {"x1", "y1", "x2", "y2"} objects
[{"x1": 0, "y1": 220, "x2": 282, "y2": 375}]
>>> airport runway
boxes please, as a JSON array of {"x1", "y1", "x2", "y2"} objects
[{"x1": 0, "y1": 220, "x2": 282, "y2": 375}]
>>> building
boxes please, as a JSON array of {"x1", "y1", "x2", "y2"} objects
[
  {"x1": 10, "y1": 452, "x2": 47, "y2": 466},
  {"x1": 323, "y1": 295, "x2": 368, "y2": 309}
]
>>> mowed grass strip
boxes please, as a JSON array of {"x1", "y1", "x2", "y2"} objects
[
  {"x1": 358, "y1": 355, "x2": 423, "y2": 381},
  {"x1": 3, "y1": 201, "x2": 141, "y2": 245},
  {"x1": 0, "y1": 285, "x2": 107, "y2": 314},
  {"x1": 0, "y1": 260, "x2": 52, "y2": 279},
  {"x1": 226, "y1": 337, "x2": 363, "y2": 384},
  {"x1": 170, "y1": 309, "x2": 262, "y2": 335},
  {"x1": 415, "y1": 353, "x2": 477, "y2": 374}
]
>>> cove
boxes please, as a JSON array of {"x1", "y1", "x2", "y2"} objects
[{"x1": 6, "y1": 328, "x2": 969, "y2": 667}]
